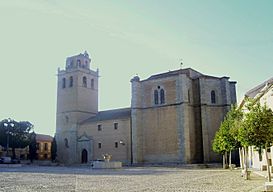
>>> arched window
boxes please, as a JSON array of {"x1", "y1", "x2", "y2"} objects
[
  {"x1": 211, "y1": 90, "x2": 216, "y2": 104},
  {"x1": 64, "y1": 138, "x2": 69, "y2": 148},
  {"x1": 160, "y1": 89, "x2": 165, "y2": 104},
  {"x1": 154, "y1": 90, "x2": 159, "y2": 104},
  {"x1": 62, "y1": 78, "x2": 66, "y2": 88},
  {"x1": 91, "y1": 79, "x2": 94, "y2": 89},
  {"x1": 69, "y1": 76, "x2": 73, "y2": 87},
  {"x1": 83, "y1": 76, "x2": 87, "y2": 87},
  {"x1": 77, "y1": 59, "x2": 81, "y2": 67}
]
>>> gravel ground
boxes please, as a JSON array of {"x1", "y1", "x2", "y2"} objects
[{"x1": 0, "y1": 166, "x2": 266, "y2": 192}]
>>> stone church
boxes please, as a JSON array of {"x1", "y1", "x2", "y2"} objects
[{"x1": 56, "y1": 52, "x2": 237, "y2": 165}]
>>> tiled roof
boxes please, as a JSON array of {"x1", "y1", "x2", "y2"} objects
[
  {"x1": 36, "y1": 134, "x2": 53, "y2": 142},
  {"x1": 81, "y1": 108, "x2": 131, "y2": 124},
  {"x1": 245, "y1": 77, "x2": 273, "y2": 98}
]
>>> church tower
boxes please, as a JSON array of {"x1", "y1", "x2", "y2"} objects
[{"x1": 56, "y1": 51, "x2": 98, "y2": 164}]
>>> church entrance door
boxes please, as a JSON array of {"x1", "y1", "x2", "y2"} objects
[{"x1": 81, "y1": 149, "x2": 88, "y2": 163}]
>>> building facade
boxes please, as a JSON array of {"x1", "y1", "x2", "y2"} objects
[
  {"x1": 36, "y1": 134, "x2": 53, "y2": 160},
  {"x1": 56, "y1": 52, "x2": 237, "y2": 164}
]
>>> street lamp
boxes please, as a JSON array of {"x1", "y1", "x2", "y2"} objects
[{"x1": 3, "y1": 118, "x2": 14, "y2": 156}]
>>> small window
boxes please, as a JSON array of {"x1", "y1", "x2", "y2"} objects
[
  {"x1": 114, "y1": 123, "x2": 118, "y2": 130},
  {"x1": 98, "y1": 124, "x2": 102, "y2": 131},
  {"x1": 154, "y1": 90, "x2": 159, "y2": 105},
  {"x1": 83, "y1": 76, "x2": 87, "y2": 87},
  {"x1": 44, "y1": 143, "x2": 48, "y2": 151},
  {"x1": 91, "y1": 79, "x2": 94, "y2": 89},
  {"x1": 115, "y1": 142, "x2": 118, "y2": 148},
  {"x1": 211, "y1": 90, "x2": 216, "y2": 104},
  {"x1": 160, "y1": 89, "x2": 165, "y2": 104},
  {"x1": 64, "y1": 138, "x2": 69, "y2": 148},
  {"x1": 62, "y1": 78, "x2": 66, "y2": 88},
  {"x1": 98, "y1": 143, "x2": 102, "y2": 149},
  {"x1": 69, "y1": 76, "x2": 73, "y2": 87}
]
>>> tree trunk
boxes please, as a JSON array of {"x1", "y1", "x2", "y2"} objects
[
  {"x1": 239, "y1": 147, "x2": 244, "y2": 169},
  {"x1": 223, "y1": 154, "x2": 226, "y2": 169},
  {"x1": 229, "y1": 150, "x2": 232, "y2": 170},
  {"x1": 265, "y1": 146, "x2": 272, "y2": 182},
  {"x1": 223, "y1": 152, "x2": 228, "y2": 169},
  {"x1": 12, "y1": 148, "x2": 16, "y2": 159},
  {"x1": 244, "y1": 146, "x2": 250, "y2": 180}
]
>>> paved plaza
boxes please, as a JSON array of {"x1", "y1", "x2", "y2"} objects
[{"x1": 0, "y1": 165, "x2": 266, "y2": 192}]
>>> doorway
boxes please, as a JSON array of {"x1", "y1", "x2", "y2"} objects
[{"x1": 81, "y1": 149, "x2": 88, "y2": 163}]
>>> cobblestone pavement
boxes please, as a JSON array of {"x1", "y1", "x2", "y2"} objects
[{"x1": 0, "y1": 166, "x2": 266, "y2": 192}]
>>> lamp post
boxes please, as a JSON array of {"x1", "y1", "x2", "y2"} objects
[{"x1": 3, "y1": 118, "x2": 14, "y2": 157}]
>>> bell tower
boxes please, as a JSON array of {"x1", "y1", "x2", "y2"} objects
[{"x1": 55, "y1": 51, "x2": 98, "y2": 164}]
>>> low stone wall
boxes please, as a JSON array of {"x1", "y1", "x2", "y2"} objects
[
  {"x1": 0, "y1": 164, "x2": 22, "y2": 168},
  {"x1": 92, "y1": 161, "x2": 122, "y2": 169}
]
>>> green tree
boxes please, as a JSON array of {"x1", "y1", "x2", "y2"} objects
[
  {"x1": 29, "y1": 132, "x2": 37, "y2": 163},
  {"x1": 0, "y1": 119, "x2": 33, "y2": 158},
  {"x1": 212, "y1": 106, "x2": 243, "y2": 169},
  {"x1": 239, "y1": 100, "x2": 273, "y2": 182},
  {"x1": 51, "y1": 136, "x2": 57, "y2": 162}
]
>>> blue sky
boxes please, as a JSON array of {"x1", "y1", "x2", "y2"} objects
[{"x1": 0, "y1": 0, "x2": 273, "y2": 136}]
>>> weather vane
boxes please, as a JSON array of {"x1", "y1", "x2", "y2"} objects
[{"x1": 180, "y1": 59, "x2": 183, "y2": 69}]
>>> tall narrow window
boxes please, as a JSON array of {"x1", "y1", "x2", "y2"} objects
[
  {"x1": 114, "y1": 123, "x2": 118, "y2": 130},
  {"x1": 91, "y1": 79, "x2": 94, "y2": 89},
  {"x1": 98, "y1": 124, "x2": 102, "y2": 131},
  {"x1": 62, "y1": 78, "x2": 66, "y2": 88},
  {"x1": 115, "y1": 142, "x2": 118, "y2": 148},
  {"x1": 211, "y1": 90, "x2": 216, "y2": 104},
  {"x1": 69, "y1": 76, "x2": 73, "y2": 87},
  {"x1": 83, "y1": 76, "x2": 87, "y2": 87},
  {"x1": 44, "y1": 143, "x2": 48, "y2": 151},
  {"x1": 154, "y1": 90, "x2": 159, "y2": 105},
  {"x1": 98, "y1": 142, "x2": 102, "y2": 149},
  {"x1": 160, "y1": 89, "x2": 165, "y2": 104}
]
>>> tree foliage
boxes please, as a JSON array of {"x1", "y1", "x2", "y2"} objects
[
  {"x1": 238, "y1": 100, "x2": 273, "y2": 148},
  {"x1": 0, "y1": 119, "x2": 33, "y2": 157},
  {"x1": 212, "y1": 106, "x2": 243, "y2": 154},
  {"x1": 29, "y1": 132, "x2": 37, "y2": 163},
  {"x1": 238, "y1": 99, "x2": 273, "y2": 181}
]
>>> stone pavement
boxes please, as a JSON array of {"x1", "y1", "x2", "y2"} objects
[{"x1": 0, "y1": 166, "x2": 267, "y2": 192}]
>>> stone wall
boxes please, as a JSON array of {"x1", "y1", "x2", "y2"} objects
[{"x1": 79, "y1": 118, "x2": 131, "y2": 164}]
